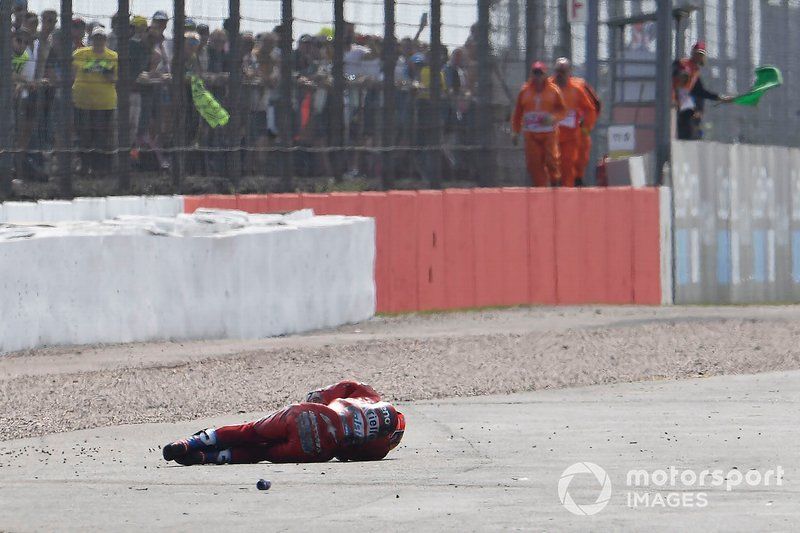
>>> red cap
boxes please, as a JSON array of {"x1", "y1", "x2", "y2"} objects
[
  {"x1": 531, "y1": 61, "x2": 547, "y2": 73},
  {"x1": 692, "y1": 41, "x2": 707, "y2": 54}
]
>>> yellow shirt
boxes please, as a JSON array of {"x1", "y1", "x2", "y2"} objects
[
  {"x1": 72, "y1": 47, "x2": 118, "y2": 110},
  {"x1": 417, "y1": 66, "x2": 446, "y2": 100}
]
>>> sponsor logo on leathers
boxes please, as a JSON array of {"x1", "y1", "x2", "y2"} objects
[{"x1": 297, "y1": 410, "x2": 322, "y2": 455}]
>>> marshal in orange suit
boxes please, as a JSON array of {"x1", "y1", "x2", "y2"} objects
[
  {"x1": 573, "y1": 77, "x2": 601, "y2": 186},
  {"x1": 551, "y1": 58, "x2": 597, "y2": 188},
  {"x1": 511, "y1": 61, "x2": 567, "y2": 187}
]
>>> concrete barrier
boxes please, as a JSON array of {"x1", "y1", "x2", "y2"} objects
[
  {"x1": 0, "y1": 196, "x2": 185, "y2": 224},
  {"x1": 672, "y1": 140, "x2": 800, "y2": 304},
  {"x1": 72, "y1": 197, "x2": 108, "y2": 221},
  {"x1": 38, "y1": 200, "x2": 75, "y2": 223},
  {"x1": 0, "y1": 210, "x2": 375, "y2": 354},
  {"x1": 3, "y1": 201, "x2": 43, "y2": 223}
]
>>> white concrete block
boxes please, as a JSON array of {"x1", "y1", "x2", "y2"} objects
[
  {"x1": 73, "y1": 197, "x2": 107, "y2": 221},
  {"x1": 172, "y1": 195, "x2": 185, "y2": 215},
  {"x1": 106, "y1": 196, "x2": 145, "y2": 218},
  {"x1": 3, "y1": 202, "x2": 43, "y2": 223},
  {"x1": 143, "y1": 195, "x2": 182, "y2": 217},
  {"x1": 629, "y1": 156, "x2": 647, "y2": 188},
  {"x1": 38, "y1": 200, "x2": 76, "y2": 223},
  {"x1": 659, "y1": 187, "x2": 674, "y2": 305}
]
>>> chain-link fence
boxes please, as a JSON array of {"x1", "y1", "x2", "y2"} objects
[{"x1": 0, "y1": 0, "x2": 796, "y2": 198}]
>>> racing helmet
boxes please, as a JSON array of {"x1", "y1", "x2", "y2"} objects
[{"x1": 388, "y1": 411, "x2": 405, "y2": 450}]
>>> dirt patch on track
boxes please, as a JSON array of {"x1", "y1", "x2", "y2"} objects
[{"x1": 3, "y1": 306, "x2": 800, "y2": 441}]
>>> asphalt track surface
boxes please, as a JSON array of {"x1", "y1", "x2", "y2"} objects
[{"x1": 1, "y1": 306, "x2": 799, "y2": 531}]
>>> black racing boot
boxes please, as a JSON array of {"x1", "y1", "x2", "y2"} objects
[
  {"x1": 162, "y1": 429, "x2": 218, "y2": 461},
  {"x1": 173, "y1": 449, "x2": 232, "y2": 466}
]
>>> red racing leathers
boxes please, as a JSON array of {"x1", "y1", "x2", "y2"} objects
[{"x1": 163, "y1": 381, "x2": 405, "y2": 465}]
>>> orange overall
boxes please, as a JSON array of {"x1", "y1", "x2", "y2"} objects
[
  {"x1": 573, "y1": 79, "x2": 601, "y2": 183},
  {"x1": 511, "y1": 80, "x2": 567, "y2": 187},
  {"x1": 551, "y1": 77, "x2": 597, "y2": 187}
]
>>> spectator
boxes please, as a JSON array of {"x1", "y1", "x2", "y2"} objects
[
  {"x1": 12, "y1": 0, "x2": 27, "y2": 31},
  {"x1": 12, "y1": 29, "x2": 35, "y2": 179},
  {"x1": 207, "y1": 29, "x2": 230, "y2": 77},
  {"x1": 85, "y1": 21, "x2": 106, "y2": 47},
  {"x1": 672, "y1": 41, "x2": 732, "y2": 140},
  {"x1": 72, "y1": 26, "x2": 118, "y2": 176},
  {"x1": 22, "y1": 11, "x2": 38, "y2": 35},
  {"x1": 131, "y1": 24, "x2": 170, "y2": 171},
  {"x1": 196, "y1": 24, "x2": 210, "y2": 71},
  {"x1": 35, "y1": 10, "x2": 57, "y2": 80},
  {"x1": 31, "y1": 10, "x2": 58, "y2": 161},
  {"x1": 341, "y1": 23, "x2": 376, "y2": 177},
  {"x1": 151, "y1": 11, "x2": 169, "y2": 36},
  {"x1": 413, "y1": 52, "x2": 446, "y2": 181},
  {"x1": 71, "y1": 18, "x2": 86, "y2": 49},
  {"x1": 123, "y1": 15, "x2": 151, "y2": 144},
  {"x1": 443, "y1": 47, "x2": 467, "y2": 173},
  {"x1": 245, "y1": 33, "x2": 279, "y2": 173},
  {"x1": 14, "y1": 10, "x2": 56, "y2": 181},
  {"x1": 12, "y1": 30, "x2": 31, "y2": 80}
]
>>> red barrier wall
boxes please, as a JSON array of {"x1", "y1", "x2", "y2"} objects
[
  {"x1": 499, "y1": 188, "x2": 530, "y2": 306},
  {"x1": 416, "y1": 191, "x2": 447, "y2": 311},
  {"x1": 443, "y1": 189, "x2": 476, "y2": 309},
  {"x1": 184, "y1": 188, "x2": 663, "y2": 312},
  {"x1": 528, "y1": 189, "x2": 557, "y2": 304},
  {"x1": 473, "y1": 189, "x2": 505, "y2": 307}
]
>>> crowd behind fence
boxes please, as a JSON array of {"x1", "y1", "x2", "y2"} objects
[{"x1": 0, "y1": 0, "x2": 509, "y2": 197}]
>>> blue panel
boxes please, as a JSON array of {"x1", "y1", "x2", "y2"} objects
[
  {"x1": 676, "y1": 229, "x2": 690, "y2": 286},
  {"x1": 716, "y1": 230, "x2": 731, "y2": 285},
  {"x1": 793, "y1": 231, "x2": 800, "y2": 284},
  {"x1": 753, "y1": 230, "x2": 766, "y2": 283}
]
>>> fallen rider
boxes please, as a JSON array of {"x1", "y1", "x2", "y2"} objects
[{"x1": 162, "y1": 381, "x2": 406, "y2": 465}]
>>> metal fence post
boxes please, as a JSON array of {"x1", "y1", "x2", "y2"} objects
[
  {"x1": 171, "y1": 0, "x2": 186, "y2": 189},
  {"x1": 556, "y1": 0, "x2": 572, "y2": 60},
  {"x1": 584, "y1": 0, "x2": 599, "y2": 185},
  {"x1": 429, "y1": 0, "x2": 442, "y2": 188},
  {"x1": 735, "y1": 1, "x2": 752, "y2": 143},
  {"x1": 279, "y1": 0, "x2": 294, "y2": 191},
  {"x1": 227, "y1": 0, "x2": 242, "y2": 184},
  {"x1": 0, "y1": 0, "x2": 12, "y2": 197},
  {"x1": 655, "y1": 0, "x2": 672, "y2": 184},
  {"x1": 331, "y1": 0, "x2": 345, "y2": 180},
  {"x1": 476, "y1": 0, "x2": 494, "y2": 186},
  {"x1": 508, "y1": 0, "x2": 520, "y2": 60},
  {"x1": 526, "y1": 0, "x2": 545, "y2": 73},
  {"x1": 381, "y1": 0, "x2": 396, "y2": 189},
  {"x1": 116, "y1": 0, "x2": 132, "y2": 193},
  {"x1": 58, "y1": 0, "x2": 74, "y2": 197}
]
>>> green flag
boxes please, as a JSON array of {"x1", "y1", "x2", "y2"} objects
[
  {"x1": 731, "y1": 66, "x2": 782, "y2": 106},
  {"x1": 191, "y1": 76, "x2": 230, "y2": 128}
]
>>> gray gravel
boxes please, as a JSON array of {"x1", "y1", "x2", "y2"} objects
[{"x1": 2, "y1": 306, "x2": 800, "y2": 441}]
